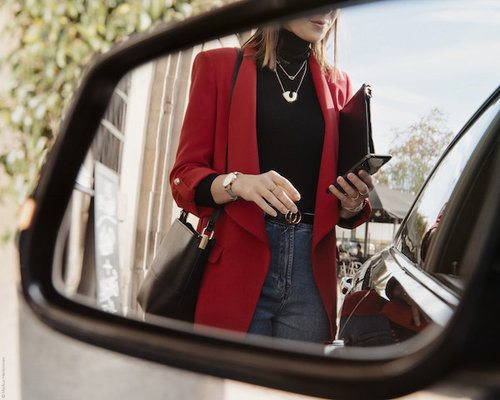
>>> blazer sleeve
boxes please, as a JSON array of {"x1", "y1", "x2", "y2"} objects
[
  {"x1": 170, "y1": 51, "x2": 220, "y2": 216},
  {"x1": 329, "y1": 70, "x2": 372, "y2": 229},
  {"x1": 337, "y1": 203, "x2": 372, "y2": 229}
]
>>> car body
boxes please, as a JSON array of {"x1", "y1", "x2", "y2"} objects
[{"x1": 337, "y1": 87, "x2": 499, "y2": 348}]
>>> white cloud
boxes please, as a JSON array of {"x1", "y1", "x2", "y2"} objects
[
  {"x1": 364, "y1": 100, "x2": 425, "y2": 153},
  {"x1": 351, "y1": 41, "x2": 500, "y2": 82},
  {"x1": 373, "y1": 85, "x2": 431, "y2": 107},
  {"x1": 418, "y1": 1, "x2": 500, "y2": 24}
]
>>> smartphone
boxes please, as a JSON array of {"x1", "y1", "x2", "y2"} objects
[{"x1": 328, "y1": 154, "x2": 392, "y2": 195}]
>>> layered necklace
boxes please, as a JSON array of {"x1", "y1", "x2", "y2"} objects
[{"x1": 274, "y1": 59, "x2": 308, "y2": 103}]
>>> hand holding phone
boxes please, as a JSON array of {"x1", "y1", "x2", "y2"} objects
[{"x1": 328, "y1": 154, "x2": 391, "y2": 195}]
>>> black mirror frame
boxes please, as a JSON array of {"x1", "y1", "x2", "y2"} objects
[{"x1": 17, "y1": 0, "x2": 500, "y2": 398}]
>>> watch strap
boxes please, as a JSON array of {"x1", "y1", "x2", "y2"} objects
[{"x1": 224, "y1": 172, "x2": 239, "y2": 200}]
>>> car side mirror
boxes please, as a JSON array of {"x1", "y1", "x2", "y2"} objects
[{"x1": 17, "y1": 0, "x2": 500, "y2": 398}]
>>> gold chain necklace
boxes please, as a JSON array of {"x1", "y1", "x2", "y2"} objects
[
  {"x1": 274, "y1": 62, "x2": 308, "y2": 103},
  {"x1": 277, "y1": 59, "x2": 307, "y2": 81}
]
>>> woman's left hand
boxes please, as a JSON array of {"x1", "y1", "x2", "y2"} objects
[{"x1": 328, "y1": 170, "x2": 374, "y2": 216}]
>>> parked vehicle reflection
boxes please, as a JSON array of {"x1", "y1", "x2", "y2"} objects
[{"x1": 336, "y1": 92, "x2": 499, "y2": 346}]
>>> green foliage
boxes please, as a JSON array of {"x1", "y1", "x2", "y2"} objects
[
  {"x1": 0, "y1": 0, "x2": 227, "y2": 204},
  {"x1": 376, "y1": 108, "x2": 454, "y2": 196}
]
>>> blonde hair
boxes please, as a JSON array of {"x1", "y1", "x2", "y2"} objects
[{"x1": 242, "y1": 10, "x2": 340, "y2": 77}]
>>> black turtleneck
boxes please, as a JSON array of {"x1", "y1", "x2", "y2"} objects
[
  {"x1": 257, "y1": 29, "x2": 324, "y2": 214},
  {"x1": 195, "y1": 30, "x2": 325, "y2": 215}
]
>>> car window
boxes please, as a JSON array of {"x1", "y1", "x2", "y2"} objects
[{"x1": 395, "y1": 96, "x2": 500, "y2": 270}]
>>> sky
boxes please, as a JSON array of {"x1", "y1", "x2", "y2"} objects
[{"x1": 335, "y1": 0, "x2": 500, "y2": 153}]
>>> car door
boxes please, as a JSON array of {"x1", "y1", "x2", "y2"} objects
[{"x1": 338, "y1": 87, "x2": 500, "y2": 347}]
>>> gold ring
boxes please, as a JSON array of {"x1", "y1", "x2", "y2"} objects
[
  {"x1": 268, "y1": 184, "x2": 277, "y2": 192},
  {"x1": 351, "y1": 192, "x2": 360, "y2": 200}
]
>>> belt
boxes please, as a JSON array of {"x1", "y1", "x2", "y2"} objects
[{"x1": 265, "y1": 210, "x2": 314, "y2": 225}]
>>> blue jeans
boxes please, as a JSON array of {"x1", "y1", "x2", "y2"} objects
[{"x1": 247, "y1": 219, "x2": 331, "y2": 343}]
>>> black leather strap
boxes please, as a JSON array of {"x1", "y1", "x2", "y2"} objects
[
  {"x1": 225, "y1": 48, "x2": 243, "y2": 173},
  {"x1": 202, "y1": 48, "x2": 243, "y2": 234}
]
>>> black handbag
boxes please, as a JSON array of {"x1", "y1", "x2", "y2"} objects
[
  {"x1": 136, "y1": 48, "x2": 243, "y2": 322},
  {"x1": 136, "y1": 209, "x2": 220, "y2": 321}
]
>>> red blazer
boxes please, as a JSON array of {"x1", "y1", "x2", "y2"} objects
[{"x1": 170, "y1": 47, "x2": 371, "y2": 338}]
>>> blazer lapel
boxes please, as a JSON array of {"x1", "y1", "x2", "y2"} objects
[
  {"x1": 310, "y1": 56, "x2": 340, "y2": 250},
  {"x1": 225, "y1": 49, "x2": 268, "y2": 245}
]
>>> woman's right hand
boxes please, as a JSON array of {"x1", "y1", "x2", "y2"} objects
[{"x1": 223, "y1": 170, "x2": 301, "y2": 216}]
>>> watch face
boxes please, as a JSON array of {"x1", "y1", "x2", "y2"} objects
[{"x1": 223, "y1": 173, "x2": 234, "y2": 187}]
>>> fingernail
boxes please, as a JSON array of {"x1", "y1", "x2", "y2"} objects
[{"x1": 292, "y1": 206, "x2": 298, "y2": 213}]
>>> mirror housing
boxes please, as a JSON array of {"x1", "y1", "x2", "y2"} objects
[{"x1": 17, "y1": 0, "x2": 500, "y2": 398}]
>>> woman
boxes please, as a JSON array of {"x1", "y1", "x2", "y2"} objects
[{"x1": 170, "y1": 10, "x2": 373, "y2": 343}]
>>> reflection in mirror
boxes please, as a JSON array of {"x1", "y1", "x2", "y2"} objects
[
  {"x1": 55, "y1": 32, "x2": 250, "y2": 315},
  {"x1": 52, "y1": 0, "x2": 500, "y2": 355}
]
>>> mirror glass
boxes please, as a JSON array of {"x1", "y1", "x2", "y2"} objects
[{"x1": 52, "y1": 0, "x2": 500, "y2": 353}]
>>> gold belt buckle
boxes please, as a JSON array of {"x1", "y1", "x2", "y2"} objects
[{"x1": 285, "y1": 210, "x2": 302, "y2": 225}]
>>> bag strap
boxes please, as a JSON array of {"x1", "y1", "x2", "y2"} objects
[
  {"x1": 225, "y1": 47, "x2": 243, "y2": 173},
  {"x1": 194, "y1": 48, "x2": 243, "y2": 234},
  {"x1": 363, "y1": 84, "x2": 376, "y2": 153}
]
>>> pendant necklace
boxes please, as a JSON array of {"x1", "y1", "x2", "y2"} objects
[{"x1": 274, "y1": 61, "x2": 308, "y2": 103}]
